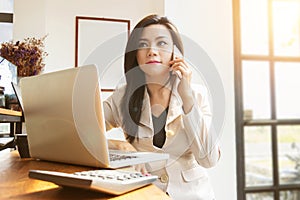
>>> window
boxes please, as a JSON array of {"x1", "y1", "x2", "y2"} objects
[
  {"x1": 0, "y1": 0, "x2": 14, "y2": 43},
  {"x1": 0, "y1": 0, "x2": 13, "y2": 134},
  {"x1": 233, "y1": 0, "x2": 300, "y2": 199}
]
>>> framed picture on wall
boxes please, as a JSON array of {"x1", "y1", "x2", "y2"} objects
[{"x1": 75, "y1": 16, "x2": 130, "y2": 93}]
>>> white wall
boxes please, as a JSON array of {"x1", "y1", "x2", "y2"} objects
[
  {"x1": 14, "y1": 0, "x2": 236, "y2": 199},
  {"x1": 165, "y1": 0, "x2": 236, "y2": 199},
  {"x1": 14, "y1": 0, "x2": 165, "y2": 72},
  {"x1": 13, "y1": 0, "x2": 46, "y2": 40}
]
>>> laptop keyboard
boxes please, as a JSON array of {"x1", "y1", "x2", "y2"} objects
[{"x1": 109, "y1": 153, "x2": 137, "y2": 161}]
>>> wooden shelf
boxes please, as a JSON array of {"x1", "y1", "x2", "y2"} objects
[
  {"x1": 0, "y1": 107, "x2": 23, "y2": 151},
  {"x1": 0, "y1": 108, "x2": 22, "y2": 117}
]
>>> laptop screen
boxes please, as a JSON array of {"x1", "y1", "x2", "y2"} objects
[{"x1": 20, "y1": 64, "x2": 110, "y2": 167}]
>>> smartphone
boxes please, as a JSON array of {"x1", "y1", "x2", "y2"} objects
[{"x1": 172, "y1": 45, "x2": 183, "y2": 79}]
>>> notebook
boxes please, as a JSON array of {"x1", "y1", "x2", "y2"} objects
[{"x1": 19, "y1": 64, "x2": 169, "y2": 168}]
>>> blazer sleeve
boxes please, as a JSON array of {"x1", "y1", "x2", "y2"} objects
[
  {"x1": 103, "y1": 87, "x2": 125, "y2": 131},
  {"x1": 182, "y1": 84, "x2": 220, "y2": 168},
  {"x1": 103, "y1": 97, "x2": 117, "y2": 130}
]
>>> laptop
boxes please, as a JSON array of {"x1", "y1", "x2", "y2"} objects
[{"x1": 19, "y1": 64, "x2": 169, "y2": 168}]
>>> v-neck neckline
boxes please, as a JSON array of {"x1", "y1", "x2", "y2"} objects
[{"x1": 152, "y1": 107, "x2": 169, "y2": 119}]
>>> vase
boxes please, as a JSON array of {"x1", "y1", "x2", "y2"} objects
[{"x1": 17, "y1": 76, "x2": 23, "y2": 85}]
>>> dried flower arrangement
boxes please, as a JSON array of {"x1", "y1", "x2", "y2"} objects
[{"x1": 0, "y1": 35, "x2": 48, "y2": 76}]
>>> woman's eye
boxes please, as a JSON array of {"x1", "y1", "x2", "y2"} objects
[
  {"x1": 158, "y1": 41, "x2": 167, "y2": 47},
  {"x1": 138, "y1": 42, "x2": 148, "y2": 48}
]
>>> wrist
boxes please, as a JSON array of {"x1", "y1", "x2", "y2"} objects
[{"x1": 181, "y1": 90, "x2": 194, "y2": 114}]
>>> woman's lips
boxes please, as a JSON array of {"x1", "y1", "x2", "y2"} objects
[{"x1": 146, "y1": 61, "x2": 161, "y2": 64}]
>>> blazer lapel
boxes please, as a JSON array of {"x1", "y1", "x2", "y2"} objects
[
  {"x1": 137, "y1": 79, "x2": 184, "y2": 136},
  {"x1": 139, "y1": 89, "x2": 153, "y2": 132},
  {"x1": 166, "y1": 79, "x2": 183, "y2": 126}
]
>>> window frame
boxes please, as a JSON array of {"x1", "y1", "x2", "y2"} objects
[{"x1": 233, "y1": 0, "x2": 300, "y2": 199}]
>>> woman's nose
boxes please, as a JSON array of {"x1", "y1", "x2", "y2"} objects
[{"x1": 147, "y1": 46, "x2": 158, "y2": 57}]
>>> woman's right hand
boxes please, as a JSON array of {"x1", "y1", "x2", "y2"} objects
[{"x1": 107, "y1": 140, "x2": 149, "y2": 175}]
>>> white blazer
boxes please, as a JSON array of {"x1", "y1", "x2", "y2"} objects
[{"x1": 103, "y1": 79, "x2": 220, "y2": 200}]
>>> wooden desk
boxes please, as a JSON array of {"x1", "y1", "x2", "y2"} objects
[{"x1": 0, "y1": 150, "x2": 171, "y2": 200}]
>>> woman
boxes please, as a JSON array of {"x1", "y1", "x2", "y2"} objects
[{"x1": 103, "y1": 14, "x2": 220, "y2": 200}]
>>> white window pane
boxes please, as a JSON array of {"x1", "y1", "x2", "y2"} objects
[
  {"x1": 273, "y1": 1, "x2": 300, "y2": 57},
  {"x1": 275, "y1": 62, "x2": 300, "y2": 119},
  {"x1": 280, "y1": 190, "x2": 300, "y2": 200},
  {"x1": 246, "y1": 192, "x2": 274, "y2": 200},
  {"x1": 278, "y1": 126, "x2": 300, "y2": 185},
  {"x1": 240, "y1": 0, "x2": 269, "y2": 55},
  {"x1": 242, "y1": 61, "x2": 271, "y2": 119},
  {"x1": 245, "y1": 126, "x2": 273, "y2": 187},
  {"x1": 0, "y1": 123, "x2": 9, "y2": 134},
  {"x1": 0, "y1": 23, "x2": 13, "y2": 43},
  {"x1": 0, "y1": 0, "x2": 14, "y2": 13}
]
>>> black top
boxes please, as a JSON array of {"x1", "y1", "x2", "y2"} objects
[{"x1": 152, "y1": 107, "x2": 168, "y2": 148}]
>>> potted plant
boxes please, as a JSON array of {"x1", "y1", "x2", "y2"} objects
[{"x1": 0, "y1": 35, "x2": 48, "y2": 77}]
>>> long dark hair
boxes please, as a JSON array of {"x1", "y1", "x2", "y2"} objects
[{"x1": 121, "y1": 14, "x2": 184, "y2": 143}]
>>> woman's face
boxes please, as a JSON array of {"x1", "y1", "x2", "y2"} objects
[{"x1": 136, "y1": 24, "x2": 173, "y2": 77}]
